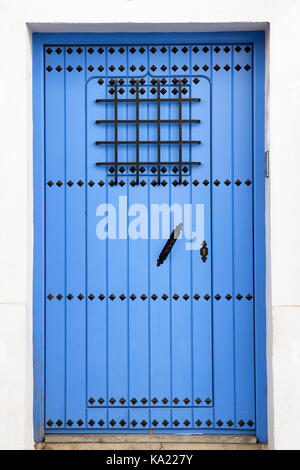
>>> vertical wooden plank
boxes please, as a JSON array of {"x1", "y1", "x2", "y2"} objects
[
  {"x1": 128, "y1": 78, "x2": 150, "y2": 408},
  {"x1": 211, "y1": 45, "x2": 236, "y2": 429},
  {"x1": 86, "y1": 77, "x2": 108, "y2": 408},
  {"x1": 191, "y1": 77, "x2": 213, "y2": 407},
  {"x1": 65, "y1": 46, "x2": 86, "y2": 429},
  {"x1": 44, "y1": 46, "x2": 66, "y2": 429},
  {"x1": 106, "y1": 84, "x2": 128, "y2": 407},
  {"x1": 149, "y1": 83, "x2": 172, "y2": 408},
  {"x1": 233, "y1": 45, "x2": 255, "y2": 430}
]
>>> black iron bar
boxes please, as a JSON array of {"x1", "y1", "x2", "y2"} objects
[
  {"x1": 95, "y1": 119, "x2": 201, "y2": 124},
  {"x1": 136, "y1": 80, "x2": 140, "y2": 184},
  {"x1": 96, "y1": 161, "x2": 201, "y2": 166},
  {"x1": 96, "y1": 98, "x2": 200, "y2": 103},
  {"x1": 114, "y1": 80, "x2": 118, "y2": 185},
  {"x1": 178, "y1": 79, "x2": 183, "y2": 184},
  {"x1": 157, "y1": 79, "x2": 161, "y2": 185},
  {"x1": 96, "y1": 140, "x2": 201, "y2": 145}
]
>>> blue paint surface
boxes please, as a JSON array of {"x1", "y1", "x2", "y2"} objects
[{"x1": 33, "y1": 32, "x2": 267, "y2": 442}]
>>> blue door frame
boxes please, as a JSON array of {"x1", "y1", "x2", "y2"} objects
[{"x1": 33, "y1": 31, "x2": 267, "y2": 443}]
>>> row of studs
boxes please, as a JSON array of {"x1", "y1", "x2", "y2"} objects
[
  {"x1": 47, "y1": 179, "x2": 252, "y2": 188},
  {"x1": 47, "y1": 293, "x2": 253, "y2": 301},
  {"x1": 46, "y1": 46, "x2": 251, "y2": 55},
  {"x1": 46, "y1": 417, "x2": 253, "y2": 428},
  {"x1": 88, "y1": 397, "x2": 211, "y2": 406},
  {"x1": 46, "y1": 64, "x2": 251, "y2": 73}
]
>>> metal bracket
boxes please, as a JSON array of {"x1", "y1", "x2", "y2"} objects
[{"x1": 265, "y1": 151, "x2": 270, "y2": 178}]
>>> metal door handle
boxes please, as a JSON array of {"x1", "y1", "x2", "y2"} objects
[{"x1": 157, "y1": 223, "x2": 183, "y2": 267}]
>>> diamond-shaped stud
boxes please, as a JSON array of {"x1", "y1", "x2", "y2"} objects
[
  {"x1": 206, "y1": 419, "x2": 212, "y2": 427},
  {"x1": 130, "y1": 294, "x2": 136, "y2": 301},
  {"x1": 119, "y1": 419, "x2": 126, "y2": 427},
  {"x1": 217, "y1": 420, "x2": 223, "y2": 427},
  {"x1": 77, "y1": 419, "x2": 83, "y2": 427},
  {"x1": 203, "y1": 179, "x2": 210, "y2": 186},
  {"x1": 98, "y1": 419, "x2": 105, "y2": 427},
  {"x1": 131, "y1": 398, "x2": 137, "y2": 405},
  {"x1": 224, "y1": 179, "x2": 231, "y2": 186},
  {"x1": 196, "y1": 419, "x2": 202, "y2": 427},
  {"x1": 141, "y1": 419, "x2": 147, "y2": 427},
  {"x1": 162, "y1": 420, "x2": 169, "y2": 427},
  {"x1": 47, "y1": 294, "x2": 54, "y2": 301},
  {"x1": 214, "y1": 179, "x2": 220, "y2": 186},
  {"x1": 162, "y1": 397, "x2": 168, "y2": 405},
  {"x1": 194, "y1": 294, "x2": 200, "y2": 301},
  {"x1": 152, "y1": 419, "x2": 158, "y2": 427},
  {"x1": 173, "y1": 294, "x2": 179, "y2": 301},
  {"x1": 215, "y1": 294, "x2": 221, "y2": 301},
  {"x1": 183, "y1": 294, "x2": 189, "y2": 301},
  {"x1": 99, "y1": 294, "x2": 105, "y2": 301},
  {"x1": 235, "y1": 64, "x2": 242, "y2": 71},
  {"x1": 47, "y1": 420, "x2": 53, "y2": 427},
  {"x1": 56, "y1": 294, "x2": 63, "y2": 301},
  {"x1": 184, "y1": 420, "x2": 190, "y2": 427},
  {"x1": 67, "y1": 420, "x2": 73, "y2": 427},
  {"x1": 173, "y1": 420, "x2": 179, "y2": 427},
  {"x1": 119, "y1": 294, "x2": 126, "y2": 301},
  {"x1": 247, "y1": 420, "x2": 254, "y2": 427},
  {"x1": 227, "y1": 420, "x2": 234, "y2": 427},
  {"x1": 109, "y1": 397, "x2": 116, "y2": 405},
  {"x1": 235, "y1": 179, "x2": 242, "y2": 186},
  {"x1": 141, "y1": 397, "x2": 148, "y2": 405},
  {"x1": 162, "y1": 294, "x2": 168, "y2": 301},
  {"x1": 152, "y1": 398, "x2": 158, "y2": 404},
  {"x1": 56, "y1": 420, "x2": 63, "y2": 427},
  {"x1": 195, "y1": 397, "x2": 202, "y2": 405},
  {"x1": 204, "y1": 294, "x2": 210, "y2": 301},
  {"x1": 225, "y1": 294, "x2": 232, "y2": 301},
  {"x1": 67, "y1": 294, "x2": 73, "y2": 300},
  {"x1": 88, "y1": 294, "x2": 95, "y2": 301},
  {"x1": 173, "y1": 397, "x2": 179, "y2": 404},
  {"x1": 131, "y1": 420, "x2": 137, "y2": 427},
  {"x1": 98, "y1": 397, "x2": 105, "y2": 404},
  {"x1": 205, "y1": 397, "x2": 212, "y2": 405},
  {"x1": 109, "y1": 294, "x2": 116, "y2": 301},
  {"x1": 183, "y1": 397, "x2": 190, "y2": 405},
  {"x1": 151, "y1": 294, "x2": 158, "y2": 301},
  {"x1": 236, "y1": 294, "x2": 243, "y2": 300},
  {"x1": 110, "y1": 419, "x2": 116, "y2": 427},
  {"x1": 246, "y1": 294, "x2": 253, "y2": 301},
  {"x1": 238, "y1": 420, "x2": 245, "y2": 427},
  {"x1": 140, "y1": 294, "x2": 147, "y2": 301}
]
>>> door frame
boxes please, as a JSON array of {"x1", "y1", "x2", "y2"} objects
[{"x1": 33, "y1": 31, "x2": 267, "y2": 443}]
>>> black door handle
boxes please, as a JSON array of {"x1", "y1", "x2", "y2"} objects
[{"x1": 157, "y1": 223, "x2": 183, "y2": 267}]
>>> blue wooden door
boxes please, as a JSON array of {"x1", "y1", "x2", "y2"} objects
[{"x1": 44, "y1": 39, "x2": 256, "y2": 434}]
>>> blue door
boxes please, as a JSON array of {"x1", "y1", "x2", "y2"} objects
[{"x1": 44, "y1": 39, "x2": 257, "y2": 434}]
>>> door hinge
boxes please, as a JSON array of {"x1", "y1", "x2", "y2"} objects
[{"x1": 265, "y1": 151, "x2": 270, "y2": 178}]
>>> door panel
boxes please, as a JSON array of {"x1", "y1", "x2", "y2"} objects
[{"x1": 44, "y1": 41, "x2": 256, "y2": 433}]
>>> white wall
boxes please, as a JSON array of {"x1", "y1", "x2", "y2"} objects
[{"x1": 0, "y1": 0, "x2": 299, "y2": 450}]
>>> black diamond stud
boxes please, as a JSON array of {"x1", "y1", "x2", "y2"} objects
[
  {"x1": 67, "y1": 420, "x2": 73, "y2": 427},
  {"x1": 141, "y1": 420, "x2": 147, "y2": 427},
  {"x1": 152, "y1": 397, "x2": 158, "y2": 404},
  {"x1": 235, "y1": 64, "x2": 242, "y2": 71},
  {"x1": 56, "y1": 294, "x2": 63, "y2": 300},
  {"x1": 98, "y1": 419, "x2": 105, "y2": 427},
  {"x1": 183, "y1": 294, "x2": 190, "y2": 301},
  {"x1": 244, "y1": 64, "x2": 251, "y2": 71},
  {"x1": 217, "y1": 420, "x2": 223, "y2": 427},
  {"x1": 227, "y1": 420, "x2": 234, "y2": 427},
  {"x1": 88, "y1": 180, "x2": 95, "y2": 187},
  {"x1": 88, "y1": 419, "x2": 95, "y2": 427},
  {"x1": 173, "y1": 294, "x2": 179, "y2": 301},
  {"x1": 131, "y1": 398, "x2": 137, "y2": 405},
  {"x1": 206, "y1": 419, "x2": 212, "y2": 427},
  {"x1": 225, "y1": 294, "x2": 232, "y2": 301},
  {"x1": 67, "y1": 294, "x2": 73, "y2": 300},
  {"x1": 235, "y1": 179, "x2": 242, "y2": 186},
  {"x1": 246, "y1": 294, "x2": 253, "y2": 301},
  {"x1": 224, "y1": 65, "x2": 231, "y2": 72},
  {"x1": 56, "y1": 66, "x2": 62, "y2": 72},
  {"x1": 203, "y1": 180, "x2": 210, "y2": 186},
  {"x1": 77, "y1": 180, "x2": 84, "y2": 187},
  {"x1": 151, "y1": 294, "x2": 158, "y2": 301},
  {"x1": 109, "y1": 294, "x2": 116, "y2": 301},
  {"x1": 183, "y1": 397, "x2": 190, "y2": 405},
  {"x1": 193, "y1": 180, "x2": 199, "y2": 186},
  {"x1": 141, "y1": 294, "x2": 147, "y2": 301},
  {"x1": 47, "y1": 294, "x2": 54, "y2": 300},
  {"x1": 98, "y1": 397, "x2": 105, "y2": 404},
  {"x1": 66, "y1": 48, "x2": 73, "y2": 54},
  {"x1": 152, "y1": 419, "x2": 158, "y2": 427},
  {"x1": 173, "y1": 420, "x2": 179, "y2": 427},
  {"x1": 203, "y1": 65, "x2": 209, "y2": 72},
  {"x1": 119, "y1": 294, "x2": 126, "y2": 301},
  {"x1": 214, "y1": 46, "x2": 221, "y2": 53},
  {"x1": 236, "y1": 294, "x2": 243, "y2": 300},
  {"x1": 77, "y1": 419, "x2": 83, "y2": 427},
  {"x1": 56, "y1": 180, "x2": 63, "y2": 187},
  {"x1": 130, "y1": 294, "x2": 136, "y2": 301},
  {"x1": 195, "y1": 398, "x2": 202, "y2": 404},
  {"x1": 109, "y1": 397, "x2": 116, "y2": 405},
  {"x1": 224, "y1": 179, "x2": 231, "y2": 186},
  {"x1": 67, "y1": 180, "x2": 73, "y2": 186},
  {"x1": 56, "y1": 420, "x2": 63, "y2": 427},
  {"x1": 47, "y1": 420, "x2": 53, "y2": 427},
  {"x1": 162, "y1": 294, "x2": 168, "y2": 301},
  {"x1": 214, "y1": 179, "x2": 220, "y2": 186},
  {"x1": 215, "y1": 294, "x2": 221, "y2": 301},
  {"x1": 99, "y1": 294, "x2": 105, "y2": 301},
  {"x1": 196, "y1": 419, "x2": 202, "y2": 427},
  {"x1": 141, "y1": 397, "x2": 148, "y2": 405},
  {"x1": 194, "y1": 294, "x2": 200, "y2": 301},
  {"x1": 184, "y1": 420, "x2": 190, "y2": 427},
  {"x1": 205, "y1": 397, "x2": 212, "y2": 405},
  {"x1": 162, "y1": 420, "x2": 169, "y2": 427},
  {"x1": 173, "y1": 397, "x2": 179, "y2": 404},
  {"x1": 119, "y1": 419, "x2": 126, "y2": 427},
  {"x1": 46, "y1": 48, "x2": 53, "y2": 54},
  {"x1": 150, "y1": 47, "x2": 156, "y2": 54},
  {"x1": 238, "y1": 420, "x2": 245, "y2": 427},
  {"x1": 88, "y1": 294, "x2": 95, "y2": 301},
  {"x1": 214, "y1": 65, "x2": 220, "y2": 71},
  {"x1": 110, "y1": 419, "x2": 116, "y2": 427},
  {"x1": 247, "y1": 420, "x2": 254, "y2": 427},
  {"x1": 131, "y1": 420, "x2": 137, "y2": 427},
  {"x1": 76, "y1": 66, "x2": 83, "y2": 72},
  {"x1": 224, "y1": 46, "x2": 230, "y2": 53},
  {"x1": 245, "y1": 179, "x2": 252, "y2": 186},
  {"x1": 235, "y1": 46, "x2": 242, "y2": 52},
  {"x1": 204, "y1": 294, "x2": 210, "y2": 301},
  {"x1": 162, "y1": 397, "x2": 168, "y2": 405}
]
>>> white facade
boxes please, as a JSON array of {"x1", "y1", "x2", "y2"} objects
[{"x1": 0, "y1": 0, "x2": 299, "y2": 450}]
